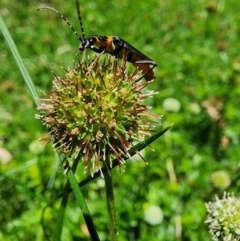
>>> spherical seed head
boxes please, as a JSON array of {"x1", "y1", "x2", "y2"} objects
[
  {"x1": 205, "y1": 192, "x2": 240, "y2": 241},
  {"x1": 37, "y1": 56, "x2": 160, "y2": 176}
]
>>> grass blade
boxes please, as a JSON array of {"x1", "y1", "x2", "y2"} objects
[{"x1": 0, "y1": 16, "x2": 40, "y2": 107}]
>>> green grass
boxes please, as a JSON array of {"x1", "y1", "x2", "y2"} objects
[{"x1": 1, "y1": 0, "x2": 240, "y2": 240}]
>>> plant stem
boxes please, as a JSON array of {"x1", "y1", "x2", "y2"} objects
[{"x1": 104, "y1": 173, "x2": 118, "y2": 241}]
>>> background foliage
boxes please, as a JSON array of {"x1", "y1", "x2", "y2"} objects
[{"x1": 1, "y1": 0, "x2": 240, "y2": 240}]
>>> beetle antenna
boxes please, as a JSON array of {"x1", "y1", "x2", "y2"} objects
[
  {"x1": 37, "y1": 6, "x2": 83, "y2": 43},
  {"x1": 76, "y1": 1, "x2": 85, "y2": 40}
]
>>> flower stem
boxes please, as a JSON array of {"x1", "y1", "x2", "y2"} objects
[{"x1": 104, "y1": 173, "x2": 118, "y2": 241}]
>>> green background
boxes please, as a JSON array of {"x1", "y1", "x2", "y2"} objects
[{"x1": 1, "y1": 0, "x2": 240, "y2": 240}]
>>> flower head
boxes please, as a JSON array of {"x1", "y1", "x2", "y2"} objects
[
  {"x1": 211, "y1": 170, "x2": 231, "y2": 189},
  {"x1": 162, "y1": 97, "x2": 181, "y2": 112},
  {"x1": 144, "y1": 205, "x2": 163, "y2": 226},
  {"x1": 37, "y1": 56, "x2": 160, "y2": 176},
  {"x1": 205, "y1": 192, "x2": 240, "y2": 241}
]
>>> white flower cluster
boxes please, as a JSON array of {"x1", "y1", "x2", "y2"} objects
[{"x1": 205, "y1": 192, "x2": 240, "y2": 241}]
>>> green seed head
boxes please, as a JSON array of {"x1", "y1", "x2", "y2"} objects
[{"x1": 37, "y1": 56, "x2": 160, "y2": 176}]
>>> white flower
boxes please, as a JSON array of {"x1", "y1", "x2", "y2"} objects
[
  {"x1": 144, "y1": 205, "x2": 163, "y2": 226},
  {"x1": 205, "y1": 192, "x2": 240, "y2": 241},
  {"x1": 163, "y1": 98, "x2": 181, "y2": 112}
]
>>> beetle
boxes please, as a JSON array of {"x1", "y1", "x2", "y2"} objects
[{"x1": 38, "y1": 1, "x2": 157, "y2": 81}]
